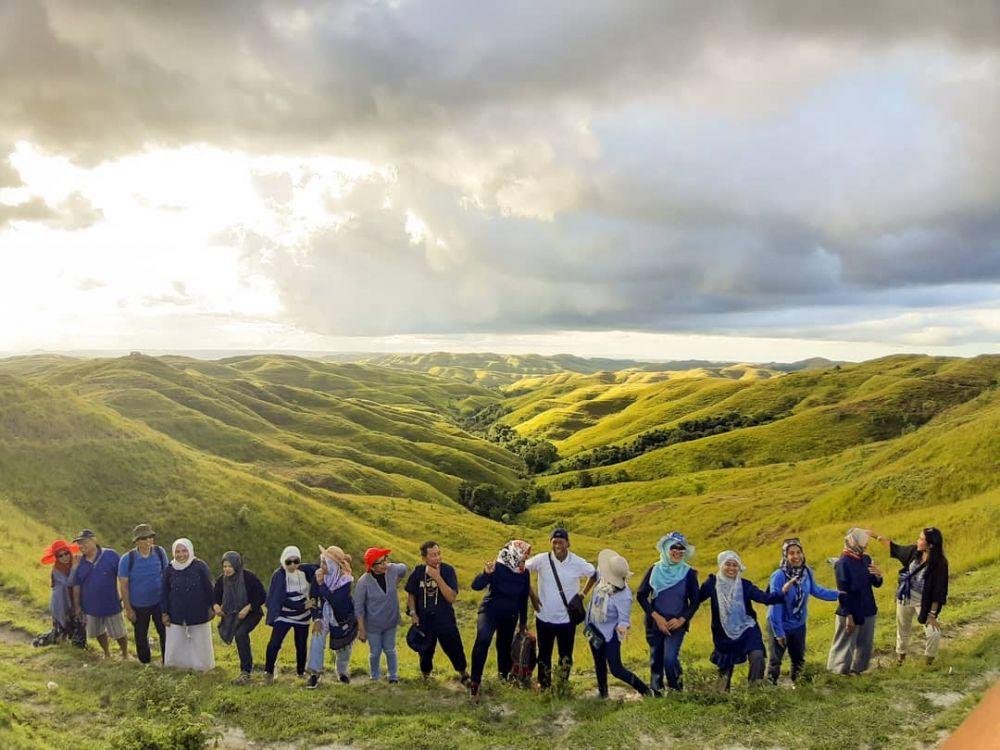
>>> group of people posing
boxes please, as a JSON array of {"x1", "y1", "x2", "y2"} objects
[{"x1": 37, "y1": 522, "x2": 948, "y2": 700}]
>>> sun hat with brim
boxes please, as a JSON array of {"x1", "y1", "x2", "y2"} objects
[
  {"x1": 41, "y1": 539, "x2": 80, "y2": 565},
  {"x1": 406, "y1": 623, "x2": 433, "y2": 653},
  {"x1": 318, "y1": 544, "x2": 348, "y2": 565},
  {"x1": 131, "y1": 523, "x2": 157, "y2": 542},
  {"x1": 597, "y1": 548, "x2": 633, "y2": 588},
  {"x1": 72, "y1": 529, "x2": 96, "y2": 543}
]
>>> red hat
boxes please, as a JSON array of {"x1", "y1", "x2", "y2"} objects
[
  {"x1": 363, "y1": 547, "x2": 391, "y2": 571},
  {"x1": 41, "y1": 539, "x2": 79, "y2": 565}
]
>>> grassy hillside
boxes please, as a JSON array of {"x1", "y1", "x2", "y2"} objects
[{"x1": 0, "y1": 352, "x2": 998, "y2": 749}]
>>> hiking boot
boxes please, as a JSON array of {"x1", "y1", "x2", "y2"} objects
[
  {"x1": 338, "y1": 673, "x2": 350, "y2": 684},
  {"x1": 896, "y1": 653, "x2": 906, "y2": 666},
  {"x1": 263, "y1": 672, "x2": 275, "y2": 685},
  {"x1": 232, "y1": 672, "x2": 252, "y2": 686},
  {"x1": 305, "y1": 674, "x2": 320, "y2": 690},
  {"x1": 469, "y1": 680, "x2": 480, "y2": 703}
]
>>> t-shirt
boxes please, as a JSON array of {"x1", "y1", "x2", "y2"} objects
[
  {"x1": 69, "y1": 547, "x2": 122, "y2": 617},
  {"x1": 117, "y1": 546, "x2": 168, "y2": 608},
  {"x1": 405, "y1": 563, "x2": 459, "y2": 629},
  {"x1": 908, "y1": 559, "x2": 927, "y2": 600},
  {"x1": 525, "y1": 551, "x2": 596, "y2": 624}
]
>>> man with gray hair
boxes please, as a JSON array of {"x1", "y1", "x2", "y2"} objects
[{"x1": 69, "y1": 529, "x2": 128, "y2": 659}]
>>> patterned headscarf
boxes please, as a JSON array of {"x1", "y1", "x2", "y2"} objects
[
  {"x1": 496, "y1": 540, "x2": 531, "y2": 572},
  {"x1": 843, "y1": 528, "x2": 870, "y2": 559},
  {"x1": 780, "y1": 538, "x2": 807, "y2": 617}
]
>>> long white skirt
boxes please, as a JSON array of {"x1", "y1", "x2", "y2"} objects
[{"x1": 164, "y1": 622, "x2": 215, "y2": 671}]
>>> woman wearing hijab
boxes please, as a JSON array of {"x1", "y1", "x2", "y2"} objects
[
  {"x1": 353, "y1": 547, "x2": 408, "y2": 683},
  {"x1": 699, "y1": 550, "x2": 795, "y2": 691},
  {"x1": 263, "y1": 545, "x2": 320, "y2": 684},
  {"x1": 636, "y1": 531, "x2": 700, "y2": 692},
  {"x1": 34, "y1": 539, "x2": 85, "y2": 647},
  {"x1": 468, "y1": 540, "x2": 532, "y2": 701},
  {"x1": 212, "y1": 551, "x2": 267, "y2": 684},
  {"x1": 871, "y1": 527, "x2": 947, "y2": 666},
  {"x1": 827, "y1": 528, "x2": 883, "y2": 675},
  {"x1": 586, "y1": 549, "x2": 649, "y2": 698},
  {"x1": 160, "y1": 538, "x2": 216, "y2": 671},
  {"x1": 306, "y1": 544, "x2": 357, "y2": 689},
  {"x1": 766, "y1": 538, "x2": 839, "y2": 684}
]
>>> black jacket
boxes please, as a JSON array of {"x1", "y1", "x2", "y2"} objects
[
  {"x1": 212, "y1": 569, "x2": 267, "y2": 614},
  {"x1": 890, "y1": 541, "x2": 949, "y2": 624},
  {"x1": 161, "y1": 560, "x2": 215, "y2": 626}
]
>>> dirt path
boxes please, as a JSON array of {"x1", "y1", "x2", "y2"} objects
[{"x1": 0, "y1": 621, "x2": 33, "y2": 645}]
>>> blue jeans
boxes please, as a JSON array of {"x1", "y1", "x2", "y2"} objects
[
  {"x1": 647, "y1": 627, "x2": 686, "y2": 691},
  {"x1": 307, "y1": 629, "x2": 353, "y2": 676},
  {"x1": 366, "y1": 626, "x2": 398, "y2": 680}
]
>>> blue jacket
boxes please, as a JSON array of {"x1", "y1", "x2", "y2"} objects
[
  {"x1": 834, "y1": 554, "x2": 883, "y2": 626},
  {"x1": 472, "y1": 563, "x2": 529, "y2": 628},
  {"x1": 766, "y1": 566, "x2": 839, "y2": 637},
  {"x1": 265, "y1": 564, "x2": 319, "y2": 626},
  {"x1": 160, "y1": 560, "x2": 215, "y2": 626}
]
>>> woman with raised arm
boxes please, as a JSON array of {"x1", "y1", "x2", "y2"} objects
[
  {"x1": 766, "y1": 538, "x2": 839, "y2": 684},
  {"x1": 871, "y1": 528, "x2": 948, "y2": 666},
  {"x1": 468, "y1": 540, "x2": 532, "y2": 701},
  {"x1": 699, "y1": 550, "x2": 795, "y2": 691}
]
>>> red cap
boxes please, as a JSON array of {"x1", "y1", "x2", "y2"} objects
[
  {"x1": 363, "y1": 547, "x2": 392, "y2": 571},
  {"x1": 41, "y1": 539, "x2": 80, "y2": 565}
]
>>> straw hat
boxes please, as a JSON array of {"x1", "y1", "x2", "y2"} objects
[{"x1": 597, "y1": 548, "x2": 633, "y2": 588}]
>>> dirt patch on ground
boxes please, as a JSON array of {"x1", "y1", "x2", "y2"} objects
[
  {"x1": 213, "y1": 727, "x2": 357, "y2": 750},
  {"x1": 0, "y1": 622, "x2": 33, "y2": 645}
]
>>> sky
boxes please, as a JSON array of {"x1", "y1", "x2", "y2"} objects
[{"x1": 1, "y1": 0, "x2": 998, "y2": 362}]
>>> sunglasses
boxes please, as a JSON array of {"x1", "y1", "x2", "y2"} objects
[
  {"x1": 56, "y1": 551, "x2": 72, "y2": 558},
  {"x1": 138, "y1": 535, "x2": 155, "y2": 541},
  {"x1": 284, "y1": 558, "x2": 301, "y2": 565},
  {"x1": 669, "y1": 545, "x2": 686, "y2": 551}
]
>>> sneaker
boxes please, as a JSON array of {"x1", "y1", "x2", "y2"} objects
[
  {"x1": 264, "y1": 672, "x2": 275, "y2": 685},
  {"x1": 469, "y1": 680, "x2": 480, "y2": 703},
  {"x1": 338, "y1": 673, "x2": 350, "y2": 684},
  {"x1": 232, "y1": 672, "x2": 252, "y2": 686},
  {"x1": 306, "y1": 674, "x2": 320, "y2": 690},
  {"x1": 925, "y1": 656, "x2": 935, "y2": 666},
  {"x1": 388, "y1": 677, "x2": 400, "y2": 684},
  {"x1": 896, "y1": 653, "x2": 906, "y2": 666},
  {"x1": 459, "y1": 673, "x2": 471, "y2": 687}
]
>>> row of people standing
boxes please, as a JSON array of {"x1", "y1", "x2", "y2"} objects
[{"x1": 39, "y1": 523, "x2": 948, "y2": 699}]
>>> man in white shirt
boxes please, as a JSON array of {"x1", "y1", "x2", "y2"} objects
[{"x1": 525, "y1": 528, "x2": 596, "y2": 689}]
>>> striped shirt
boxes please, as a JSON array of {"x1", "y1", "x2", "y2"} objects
[{"x1": 276, "y1": 572, "x2": 311, "y2": 625}]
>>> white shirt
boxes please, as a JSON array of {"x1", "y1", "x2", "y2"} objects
[{"x1": 525, "y1": 551, "x2": 596, "y2": 624}]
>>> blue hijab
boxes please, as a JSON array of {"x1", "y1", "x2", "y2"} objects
[{"x1": 650, "y1": 532, "x2": 695, "y2": 594}]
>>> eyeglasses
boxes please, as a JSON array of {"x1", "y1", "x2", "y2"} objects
[
  {"x1": 284, "y1": 559, "x2": 301, "y2": 565},
  {"x1": 56, "y1": 551, "x2": 72, "y2": 558}
]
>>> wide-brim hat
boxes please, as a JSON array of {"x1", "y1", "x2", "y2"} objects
[
  {"x1": 597, "y1": 548, "x2": 633, "y2": 588},
  {"x1": 131, "y1": 523, "x2": 157, "y2": 542},
  {"x1": 318, "y1": 544, "x2": 348, "y2": 565},
  {"x1": 41, "y1": 539, "x2": 80, "y2": 565},
  {"x1": 406, "y1": 624, "x2": 433, "y2": 653}
]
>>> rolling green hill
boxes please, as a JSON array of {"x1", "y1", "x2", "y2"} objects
[{"x1": 0, "y1": 352, "x2": 998, "y2": 750}]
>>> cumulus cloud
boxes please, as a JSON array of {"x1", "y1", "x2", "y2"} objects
[{"x1": 1, "y1": 0, "x2": 998, "y2": 351}]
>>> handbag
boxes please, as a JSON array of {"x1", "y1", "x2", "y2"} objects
[
  {"x1": 583, "y1": 622, "x2": 606, "y2": 651},
  {"x1": 547, "y1": 553, "x2": 586, "y2": 625}
]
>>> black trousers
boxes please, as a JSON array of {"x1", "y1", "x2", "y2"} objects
[
  {"x1": 470, "y1": 609, "x2": 518, "y2": 683},
  {"x1": 767, "y1": 623, "x2": 807, "y2": 683},
  {"x1": 232, "y1": 610, "x2": 262, "y2": 674},
  {"x1": 536, "y1": 617, "x2": 577, "y2": 688},
  {"x1": 718, "y1": 649, "x2": 766, "y2": 691},
  {"x1": 590, "y1": 631, "x2": 649, "y2": 696},
  {"x1": 265, "y1": 620, "x2": 309, "y2": 675},
  {"x1": 131, "y1": 605, "x2": 166, "y2": 664},
  {"x1": 419, "y1": 623, "x2": 467, "y2": 676}
]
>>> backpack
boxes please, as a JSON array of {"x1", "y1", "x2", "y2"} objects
[
  {"x1": 126, "y1": 545, "x2": 168, "y2": 576},
  {"x1": 509, "y1": 630, "x2": 537, "y2": 686}
]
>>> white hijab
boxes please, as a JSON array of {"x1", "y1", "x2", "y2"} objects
[
  {"x1": 280, "y1": 545, "x2": 308, "y2": 593},
  {"x1": 170, "y1": 538, "x2": 195, "y2": 571}
]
